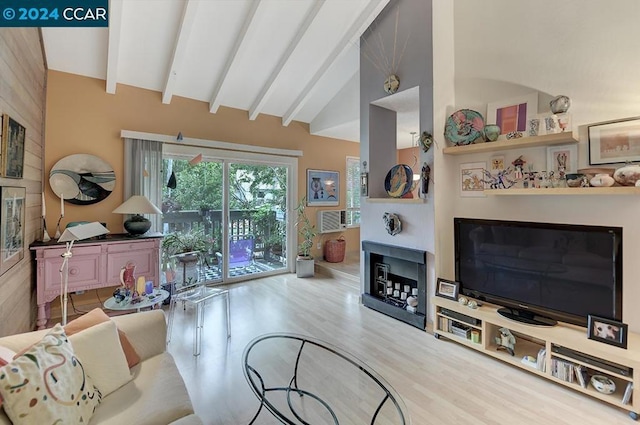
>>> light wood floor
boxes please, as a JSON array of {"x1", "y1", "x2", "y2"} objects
[{"x1": 166, "y1": 273, "x2": 633, "y2": 424}]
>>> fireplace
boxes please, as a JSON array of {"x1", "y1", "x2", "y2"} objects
[{"x1": 362, "y1": 241, "x2": 427, "y2": 329}]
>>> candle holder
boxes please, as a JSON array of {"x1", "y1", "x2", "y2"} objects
[
  {"x1": 54, "y1": 215, "x2": 63, "y2": 239},
  {"x1": 42, "y1": 217, "x2": 51, "y2": 242}
]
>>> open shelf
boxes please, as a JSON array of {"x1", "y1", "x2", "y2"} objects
[
  {"x1": 366, "y1": 197, "x2": 425, "y2": 203},
  {"x1": 431, "y1": 296, "x2": 640, "y2": 419},
  {"x1": 443, "y1": 132, "x2": 578, "y2": 155},
  {"x1": 484, "y1": 187, "x2": 640, "y2": 196}
]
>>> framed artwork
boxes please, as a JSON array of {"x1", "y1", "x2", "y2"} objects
[
  {"x1": 436, "y1": 278, "x2": 459, "y2": 300},
  {"x1": 0, "y1": 186, "x2": 26, "y2": 276},
  {"x1": 587, "y1": 315, "x2": 628, "y2": 349},
  {"x1": 546, "y1": 144, "x2": 578, "y2": 175},
  {"x1": 487, "y1": 92, "x2": 538, "y2": 139},
  {"x1": 588, "y1": 117, "x2": 640, "y2": 165},
  {"x1": 306, "y1": 169, "x2": 339, "y2": 206},
  {"x1": 490, "y1": 155, "x2": 505, "y2": 174},
  {"x1": 460, "y1": 162, "x2": 486, "y2": 197},
  {"x1": 1, "y1": 114, "x2": 26, "y2": 179}
]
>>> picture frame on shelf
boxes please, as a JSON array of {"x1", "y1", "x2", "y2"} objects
[
  {"x1": 546, "y1": 144, "x2": 578, "y2": 175},
  {"x1": 588, "y1": 116, "x2": 640, "y2": 165},
  {"x1": 1, "y1": 114, "x2": 26, "y2": 179},
  {"x1": 486, "y1": 92, "x2": 538, "y2": 140},
  {"x1": 0, "y1": 186, "x2": 26, "y2": 276},
  {"x1": 436, "y1": 278, "x2": 459, "y2": 300},
  {"x1": 306, "y1": 169, "x2": 339, "y2": 206},
  {"x1": 587, "y1": 315, "x2": 628, "y2": 349},
  {"x1": 460, "y1": 162, "x2": 486, "y2": 197}
]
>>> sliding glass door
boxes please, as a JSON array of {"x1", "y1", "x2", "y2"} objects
[{"x1": 161, "y1": 146, "x2": 293, "y2": 284}]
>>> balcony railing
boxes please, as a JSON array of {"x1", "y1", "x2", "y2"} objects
[{"x1": 162, "y1": 209, "x2": 284, "y2": 261}]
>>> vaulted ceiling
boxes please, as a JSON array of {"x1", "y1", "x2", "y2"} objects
[{"x1": 42, "y1": 0, "x2": 392, "y2": 143}]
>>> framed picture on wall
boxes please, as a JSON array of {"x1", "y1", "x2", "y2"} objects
[
  {"x1": 588, "y1": 117, "x2": 640, "y2": 164},
  {"x1": 1, "y1": 114, "x2": 26, "y2": 179},
  {"x1": 460, "y1": 162, "x2": 486, "y2": 197},
  {"x1": 546, "y1": 144, "x2": 578, "y2": 175},
  {"x1": 307, "y1": 169, "x2": 339, "y2": 206},
  {"x1": 0, "y1": 186, "x2": 26, "y2": 276},
  {"x1": 486, "y1": 92, "x2": 538, "y2": 140}
]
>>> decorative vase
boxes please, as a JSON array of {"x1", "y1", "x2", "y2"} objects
[
  {"x1": 590, "y1": 173, "x2": 615, "y2": 187},
  {"x1": 613, "y1": 164, "x2": 640, "y2": 186},
  {"x1": 483, "y1": 124, "x2": 500, "y2": 142},
  {"x1": 550, "y1": 95, "x2": 571, "y2": 114}
]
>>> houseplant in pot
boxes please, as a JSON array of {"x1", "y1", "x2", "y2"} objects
[
  {"x1": 295, "y1": 196, "x2": 317, "y2": 278},
  {"x1": 162, "y1": 227, "x2": 211, "y2": 285}
]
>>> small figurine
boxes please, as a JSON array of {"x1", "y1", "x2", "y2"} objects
[
  {"x1": 421, "y1": 163, "x2": 431, "y2": 195},
  {"x1": 511, "y1": 156, "x2": 526, "y2": 180},
  {"x1": 483, "y1": 167, "x2": 516, "y2": 189},
  {"x1": 495, "y1": 327, "x2": 516, "y2": 356}
]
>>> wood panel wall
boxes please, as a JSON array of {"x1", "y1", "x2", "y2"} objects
[{"x1": 0, "y1": 28, "x2": 46, "y2": 336}]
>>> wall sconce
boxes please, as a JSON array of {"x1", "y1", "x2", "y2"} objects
[{"x1": 360, "y1": 161, "x2": 369, "y2": 197}]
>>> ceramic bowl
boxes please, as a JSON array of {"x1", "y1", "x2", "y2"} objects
[
  {"x1": 565, "y1": 173, "x2": 585, "y2": 187},
  {"x1": 577, "y1": 167, "x2": 616, "y2": 181},
  {"x1": 590, "y1": 375, "x2": 616, "y2": 394}
]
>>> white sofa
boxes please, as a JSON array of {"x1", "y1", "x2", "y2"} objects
[{"x1": 0, "y1": 310, "x2": 202, "y2": 425}]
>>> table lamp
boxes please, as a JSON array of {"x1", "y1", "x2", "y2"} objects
[
  {"x1": 113, "y1": 195, "x2": 162, "y2": 236},
  {"x1": 58, "y1": 222, "x2": 110, "y2": 325}
]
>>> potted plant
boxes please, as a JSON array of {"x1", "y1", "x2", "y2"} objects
[{"x1": 295, "y1": 196, "x2": 317, "y2": 277}]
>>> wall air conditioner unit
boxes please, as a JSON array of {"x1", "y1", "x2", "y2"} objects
[{"x1": 317, "y1": 210, "x2": 347, "y2": 234}]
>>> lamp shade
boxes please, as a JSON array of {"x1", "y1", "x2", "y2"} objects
[
  {"x1": 113, "y1": 196, "x2": 162, "y2": 236},
  {"x1": 113, "y1": 195, "x2": 162, "y2": 215}
]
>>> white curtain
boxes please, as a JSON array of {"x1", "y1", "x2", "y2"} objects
[{"x1": 123, "y1": 138, "x2": 163, "y2": 233}]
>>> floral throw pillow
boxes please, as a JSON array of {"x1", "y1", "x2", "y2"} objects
[{"x1": 0, "y1": 324, "x2": 101, "y2": 424}]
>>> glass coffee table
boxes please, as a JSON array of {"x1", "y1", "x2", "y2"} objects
[
  {"x1": 103, "y1": 289, "x2": 170, "y2": 312},
  {"x1": 243, "y1": 333, "x2": 410, "y2": 425}
]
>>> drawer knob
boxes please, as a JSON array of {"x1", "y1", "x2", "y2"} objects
[{"x1": 70, "y1": 268, "x2": 78, "y2": 276}]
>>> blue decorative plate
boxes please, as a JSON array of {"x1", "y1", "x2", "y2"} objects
[
  {"x1": 444, "y1": 109, "x2": 485, "y2": 146},
  {"x1": 385, "y1": 164, "x2": 413, "y2": 198}
]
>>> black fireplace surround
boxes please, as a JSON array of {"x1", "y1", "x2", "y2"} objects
[{"x1": 362, "y1": 241, "x2": 427, "y2": 329}]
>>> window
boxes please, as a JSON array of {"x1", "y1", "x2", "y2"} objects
[{"x1": 345, "y1": 156, "x2": 361, "y2": 227}]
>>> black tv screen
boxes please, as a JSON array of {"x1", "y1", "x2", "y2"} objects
[{"x1": 454, "y1": 218, "x2": 622, "y2": 327}]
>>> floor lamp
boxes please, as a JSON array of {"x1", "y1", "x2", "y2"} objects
[{"x1": 58, "y1": 222, "x2": 110, "y2": 325}]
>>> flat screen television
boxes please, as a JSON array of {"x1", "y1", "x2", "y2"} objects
[{"x1": 454, "y1": 218, "x2": 622, "y2": 327}]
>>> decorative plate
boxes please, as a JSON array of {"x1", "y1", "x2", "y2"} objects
[
  {"x1": 444, "y1": 109, "x2": 485, "y2": 146},
  {"x1": 384, "y1": 164, "x2": 413, "y2": 198},
  {"x1": 49, "y1": 154, "x2": 115, "y2": 205}
]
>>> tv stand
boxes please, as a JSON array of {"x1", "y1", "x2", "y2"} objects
[
  {"x1": 497, "y1": 307, "x2": 557, "y2": 327},
  {"x1": 432, "y1": 296, "x2": 640, "y2": 420}
]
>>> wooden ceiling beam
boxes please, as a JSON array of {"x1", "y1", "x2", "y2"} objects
[
  {"x1": 209, "y1": 0, "x2": 263, "y2": 114},
  {"x1": 105, "y1": 0, "x2": 123, "y2": 94},
  {"x1": 248, "y1": 0, "x2": 324, "y2": 121},
  {"x1": 162, "y1": 0, "x2": 200, "y2": 104},
  {"x1": 282, "y1": 0, "x2": 390, "y2": 126}
]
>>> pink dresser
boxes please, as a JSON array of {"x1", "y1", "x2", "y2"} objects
[{"x1": 30, "y1": 235, "x2": 162, "y2": 329}]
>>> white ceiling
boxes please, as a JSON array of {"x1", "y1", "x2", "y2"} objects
[{"x1": 42, "y1": 0, "x2": 392, "y2": 142}]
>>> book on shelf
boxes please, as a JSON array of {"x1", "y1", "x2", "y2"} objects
[
  {"x1": 536, "y1": 348, "x2": 546, "y2": 372},
  {"x1": 551, "y1": 358, "x2": 575, "y2": 383},
  {"x1": 622, "y1": 382, "x2": 633, "y2": 405},
  {"x1": 574, "y1": 365, "x2": 588, "y2": 389}
]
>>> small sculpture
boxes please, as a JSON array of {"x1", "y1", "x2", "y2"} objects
[
  {"x1": 495, "y1": 327, "x2": 516, "y2": 356},
  {"x1": 383, "y1": 212, "x2": 402, "y2": 236},
  {"x1": 506, "y1": 131, "x2": 523, "y2": 140},
  {"x1": 550, "y1": 95, "x2": 571, "y2": 114},
  {"x1": 483, "y1": 167, "x2": 516, "y2": 189},
  {"x1": 511, "y1": 156, "x2": 526, "y2": 180},
  {"x1": 419, "y1": 131, "x2": 434, "y2": 152}
]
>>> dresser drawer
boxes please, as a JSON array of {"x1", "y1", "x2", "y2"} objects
[
  {"x1": 41, "y1": 244, "x2": 102, "y2": 258},
  {"x1": 107, "y1": 240, "x2": 155, "y2": 253},
  {"x1": 42, "y1": 254, "x2": 102, "y2": 292}
]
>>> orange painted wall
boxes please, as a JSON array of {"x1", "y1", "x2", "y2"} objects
[{"x1": 44, "y1": 70, "x2": 360, "y2": 257}]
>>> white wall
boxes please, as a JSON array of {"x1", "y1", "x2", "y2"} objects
[{"x1": 435, "y1": 0, "x2": 640, "y2": 331}]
